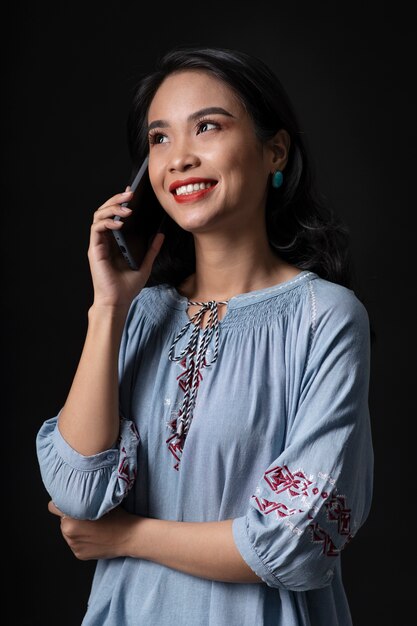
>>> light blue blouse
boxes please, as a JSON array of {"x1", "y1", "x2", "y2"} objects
[{"x1": 36, "y1": 271, "x2": 374, "y2": 626}]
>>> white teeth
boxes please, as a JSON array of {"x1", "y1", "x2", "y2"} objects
[{"x1": 175, "y1": 182, "x2": 215, "y2": 196}]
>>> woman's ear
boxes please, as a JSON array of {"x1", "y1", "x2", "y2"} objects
[{"x1": 267, "y1": 129, "x2": 291, "y2": 172}]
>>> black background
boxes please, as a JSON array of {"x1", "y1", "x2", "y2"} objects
[{"x1": 3, "y1": 2, "x2": 414, "y2": 625}]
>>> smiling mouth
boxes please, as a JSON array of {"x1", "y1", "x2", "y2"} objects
[{"x1": 174, "y1": 181, "x2": 216, "y2": 196}]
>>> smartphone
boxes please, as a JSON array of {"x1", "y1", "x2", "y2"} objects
[{"x1": 112, "y1": 156, "x2": 165, "y2": 270}]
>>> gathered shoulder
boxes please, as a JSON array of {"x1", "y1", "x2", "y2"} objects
[
  {"x1": 124, "y1": 283, "x2": 180, "y2": 333},
  {"x1": 129, "y1": 284, "x2": 167, "y2": 313},
  {"x1": 308, "y1": 276, "x2": 370, "y2": 335}
]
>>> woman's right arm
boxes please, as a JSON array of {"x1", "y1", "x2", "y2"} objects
[
  {"x1": 36, "y1": 189, "x2": 165, "y2": 519},
  {"x1": 57, "y1": 189, "x2": 164, "y2": 455},
  {"x1": 57, "y1": 303, "x2": 131, "y2": 455}
]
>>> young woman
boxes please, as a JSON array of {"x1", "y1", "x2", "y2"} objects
[{"x1": 36, "y1": 46, "x2": 374, "y2": 625}]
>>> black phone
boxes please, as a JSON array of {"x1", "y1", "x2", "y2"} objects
[{"x1": 112, "y1": 156, "x2": 165, "y2": 270}]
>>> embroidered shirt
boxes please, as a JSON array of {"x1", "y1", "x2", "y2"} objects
[{"x1": 36, "y1": 271, "x2": 374, "y2": 626}]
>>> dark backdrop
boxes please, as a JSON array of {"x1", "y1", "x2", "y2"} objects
[{"x1": 3, "y1": 3, "x2": 414, "y2": 625}]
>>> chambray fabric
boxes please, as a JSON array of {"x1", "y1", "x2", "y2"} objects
[{"x1": 36, "y1": 271, "x2": 373, "y2": 626}]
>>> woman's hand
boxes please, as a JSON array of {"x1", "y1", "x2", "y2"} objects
[
  {"x1": 48, "y1": 501, "x2": 261, "y2": 582},
  {"x1": 48, "y1": 501, "x2": 139, "y2": 561},
  {"x1": 88, "y1": 189, "x2": 165, "y2": 308}
]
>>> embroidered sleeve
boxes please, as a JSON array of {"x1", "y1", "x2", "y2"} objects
[
  {"x1": 232, "y1": 288, "x2": 374, "y2": 591},
  {"x1": 36, "y1": 415, "x2": 140, "y2": 520}
]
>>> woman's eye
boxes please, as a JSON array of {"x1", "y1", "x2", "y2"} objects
[
  {"x1": 149, "y1": 133, "x2": 168, "y2": 145},
  {"x1": 197, "y1": 121, "x2": 218, "y2": 134}
]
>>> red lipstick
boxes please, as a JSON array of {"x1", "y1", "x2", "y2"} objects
[{"x1": 169, "y1": 177, "x2": 218, "y2": 204}]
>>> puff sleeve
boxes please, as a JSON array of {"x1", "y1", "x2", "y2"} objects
[
  {"x1": 35, "y1": 415, "x2": 139, "y2": 520},
  {"x1": 232, "y1": 286, "x2": 374, "y2": 591}
]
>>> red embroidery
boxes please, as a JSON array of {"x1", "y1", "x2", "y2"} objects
[
  {"x1": 308, "y1": 523, "x2": 339, "y2": 556},
  {"x1": 325, "y1": 494, "x2": 351, "y2": 535},
  {"x1": 264, "y1": 465, "x2": 313, "y2": 498},
  {"x1": 253, "y1": 496, "x2": 298, "y2": 517},
  {"x1": 176, "y1": 357, "x2": 204, "y2": 392},
  {"x1": 117, "y1": 419, "x2": 139, "y2": 445},
  {"x1": 166, "y1": 356, "x2": 208, "y2": 471},
  {"x1": 114, "y1": 420, "x2": 139, "y2": 490},
  {"x1": 255, "y1": 464, "x2": 354, "y2": 556},
  {"x1": 166, "y1": 431, "x2": 184, "y2": 472},
  {"x1": 117, "y1": 447, "x2": 137, "y2": 488}
]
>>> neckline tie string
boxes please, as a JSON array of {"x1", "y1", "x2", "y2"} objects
[{"x1": 166, "y1": 299, "x2": 228, "y2": 468}]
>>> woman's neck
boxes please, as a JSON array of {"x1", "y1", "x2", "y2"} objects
[{"x1": 177, "y1": 229, "x2": 300, "y2": 302}]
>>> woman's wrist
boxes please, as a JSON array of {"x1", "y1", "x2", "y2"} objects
[
  {"x1": 89, "y1": 299, "x2": 132, "y2": 315},
  {"x1": 124, "y1": 515, "x2": 149, "y2": 559},
  {"x1": 88, "y1": 301, "x2": 132, "y2": 325}
]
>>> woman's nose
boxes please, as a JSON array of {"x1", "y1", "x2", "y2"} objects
[{"x1": 168, "y1": 144, "x2": 201, "y2": 173}]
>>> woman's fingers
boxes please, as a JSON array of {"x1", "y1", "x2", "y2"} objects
[
  {"x1": 97, "y1": 190, "x2": 132, "y2": 212},
  {"x1": 93, "y1": 204, "x2": 132, "y2": 224},
  {"x1": 86, "y1": 190, "x2": 164, "y2": 293},
  {"x1": 91, "y1": 190, "x2": 133, "y2": 234},
  {"x1": 48, "y1": 500, "x2": 65, "y2": 517},
  {"x1": 91, "y1": 216, "x2": 126, "y2": 236},
  {"x1": 90, "y1": 198, "x2": 134, "y2": 242}
]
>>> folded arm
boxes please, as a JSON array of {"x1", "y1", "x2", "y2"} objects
[{"x1": 48, "y1": 502, "x2": 262, "y2": 583}]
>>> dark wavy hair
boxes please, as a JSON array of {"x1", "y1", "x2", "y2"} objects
[{"x1": 126, "y1": 46, "x2": 353, "y2": 289}]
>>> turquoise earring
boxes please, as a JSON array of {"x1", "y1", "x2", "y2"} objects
[{"x1": 272, "y1": 170, "x2": 284, "y2": 189}]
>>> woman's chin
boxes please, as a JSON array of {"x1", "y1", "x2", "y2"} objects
[{"x1": 174, "y1": 215, "x2": 219, "y2": 234}]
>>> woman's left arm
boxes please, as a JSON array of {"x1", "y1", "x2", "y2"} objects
[{"x1": 48, "y1": 501, "x2": 262, "y2": 583}]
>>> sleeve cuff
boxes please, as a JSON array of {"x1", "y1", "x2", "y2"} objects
[
  {"x1": 52, "y1": 423, "x2": 121, "y2": 471},
  {"x1": 232, "y1": 515, "x2": 284, "y2": 589}
]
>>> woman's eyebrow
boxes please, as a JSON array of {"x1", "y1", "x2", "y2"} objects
[
  {"x1": 147, "y1": 107, "x2": 235, "y2": 132},
  {"x1": 189, "y1": 107, "x2": 235, "y2": 121}
]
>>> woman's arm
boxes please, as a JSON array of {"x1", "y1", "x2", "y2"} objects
[
  {"x1": 131, "y1": 515, "x2": 262, "y2": 583},
  {"x1": 56, "y1": 190, "x2": 164, "y2": 455},
  {"x1": 48, "y1": 503, "x2": 262, "y2": 583},
  {"x1": 57, "y1": 304, "x2": 129, "y2": 455}
]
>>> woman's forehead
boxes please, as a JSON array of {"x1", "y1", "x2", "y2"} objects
[{"x1": 148, "y1": 70, "x2": 244, "y2": 121}]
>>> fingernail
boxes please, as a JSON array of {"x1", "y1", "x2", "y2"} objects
[{"x1": 121, "y1": 191, "x2": 132, "y2": 197}]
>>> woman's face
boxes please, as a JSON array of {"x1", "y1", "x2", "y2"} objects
[{"x1": 147, "y1": 70, "x2": 274, "y2": 235}]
